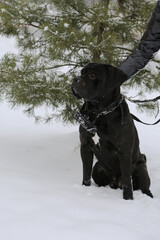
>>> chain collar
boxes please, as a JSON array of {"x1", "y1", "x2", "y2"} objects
[{"x1": 75, "y1": 95, "x2": 125, "y2": 134}]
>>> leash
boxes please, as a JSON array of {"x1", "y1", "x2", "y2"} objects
[
  {"x1": 124, "y1": 95, "x2": 160, "y2": 103},
  {"x1": 131, "y1": 113, "x2": 160, "y2": 125},
  {"x1": 125, "y1": 95, "x2": 160, "y2": 126}
]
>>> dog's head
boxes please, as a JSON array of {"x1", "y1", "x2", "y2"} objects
[{"x1": 72, "y1": 63, "x2": 127, "y2": 101}]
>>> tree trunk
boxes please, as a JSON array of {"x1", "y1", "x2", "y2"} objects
[
  {"x1": 105, "y1": 0, "x2": 110, "y2": 8},
  {"x1": 92, "y1": 0, "x2": 110, "y2": 62},
  {"x1": 117, "y1": 0, "x2": 124, "y2": 7},
  {"x1": 92, "y1": 23, "x2": 104, "y2": 62}
]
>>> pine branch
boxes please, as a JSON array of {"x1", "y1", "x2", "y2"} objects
[{"x1": 0, "y1": 0, "x2": 158, "y2": 123}]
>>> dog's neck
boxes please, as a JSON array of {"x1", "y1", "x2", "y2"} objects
[
  {"x1": 78, "y1": 87, "x2": 124, "y2": 132},
  {"x1": 87, "y1": 87, "x2": 121, "y2": 112}
]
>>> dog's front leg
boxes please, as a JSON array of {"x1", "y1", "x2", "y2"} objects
[
  {"x1": 80, "y1": 127, "x2": 94, "y2": 186},
  {"x1": 119, "y1": 155, "x2": 133, "y2": 200},
  {"x1": 80, "y1": 144, "x2": 93, "y2": 186}
]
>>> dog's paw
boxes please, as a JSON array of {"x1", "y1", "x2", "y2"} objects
[
  {"x1": 123, "y1": 186, "x2": 133, "y2": 200},
  {"x1": 82, "y1": 179, "x2": 91, "y2": 186}
]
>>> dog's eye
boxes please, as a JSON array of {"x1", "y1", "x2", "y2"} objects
[{"x1": 88, "y1": 73, "x2": 96, "y2": 80}]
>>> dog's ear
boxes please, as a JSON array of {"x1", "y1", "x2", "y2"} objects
[{"x1": 105, "y1": 65, "x2": 128, "y2": 90}]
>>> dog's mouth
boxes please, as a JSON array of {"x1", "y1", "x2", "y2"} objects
[{"x1": 71, "y1": 86, "x2": 82, "y2": 99}]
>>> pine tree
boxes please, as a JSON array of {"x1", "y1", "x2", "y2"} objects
[{"x1": 0, "y1": 0, "x2": 159, "y2": 123}]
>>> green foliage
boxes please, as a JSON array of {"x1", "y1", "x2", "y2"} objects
[{"x1": 0, "y1": 0, "x2": 159, "y2": 123}]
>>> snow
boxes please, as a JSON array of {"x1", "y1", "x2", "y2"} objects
[
  {"x1": 43, "y1": 26, "x2": 49, "y2": 31},
  {"x1": 145, "y1": 59, "x2": 160, "y2": 76},
  {"x1": 0, "y1": 37, "x2": 160, "y2": 240}
]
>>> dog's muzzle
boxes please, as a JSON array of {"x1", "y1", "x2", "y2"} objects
[
  {"x1": 71, "y1": 87, "x2": 81, "y2": 99},
  {"x1": 71, "y1": 76, "x2": 82, "y2": 99}
]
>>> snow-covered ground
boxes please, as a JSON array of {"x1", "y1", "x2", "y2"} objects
[{"x1": 0, "y1": 37, "x2": 160, "y2": 240}]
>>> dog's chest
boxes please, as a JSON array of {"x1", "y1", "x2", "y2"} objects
[{"x1": 92, "y1": 132, "x2": 100, "y2": 145}]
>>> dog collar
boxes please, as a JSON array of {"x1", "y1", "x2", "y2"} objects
[{"x1": 75, "y1": 95, "x2": 125, "y2": 134}]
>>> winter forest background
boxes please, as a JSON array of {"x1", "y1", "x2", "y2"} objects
[
  {"x1": 0, "y1": 1, "x2": 160, "y2": 240},
  {"x1": 0, "y1": 0, "x2": 160, "y2": 122}
]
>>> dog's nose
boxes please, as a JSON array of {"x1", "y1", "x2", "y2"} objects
[{"x1": 74, "y1": 76, "x2": 81, "y2": 83}]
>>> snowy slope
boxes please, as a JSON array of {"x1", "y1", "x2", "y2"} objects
[{"x1": 0, "y1": 37, "x2": 160, "y2": 240}]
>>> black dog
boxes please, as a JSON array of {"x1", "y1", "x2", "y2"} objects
[{"x1": 72, "y1": 63, "x2": 153, "y2": 200}]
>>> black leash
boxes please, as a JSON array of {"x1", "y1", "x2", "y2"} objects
[
  {"x1": 125, "y1": 95, "x2": 160, "y2": 103},
  {"x1": 131, "y1": 114, "x2": 160, "y2": 125},
  {"x1": 125, "y1": 95, "x2": 160, "y2": 126}
]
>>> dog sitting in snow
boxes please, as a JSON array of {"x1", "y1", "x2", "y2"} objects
[{"x1": 72, "y1": 63, "x2": 153, "y2": 200}]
